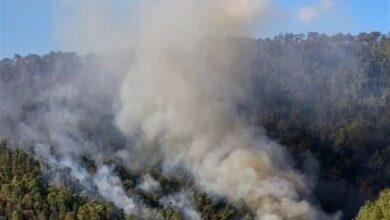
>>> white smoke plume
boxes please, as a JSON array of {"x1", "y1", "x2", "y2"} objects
[
  {"x1": 297, "y1": 0, "x2": 335, "y2": 23},
  {"x1": 160, "y1": 191, "x2": 201, "y2": 220},
  {"x1": 34, "y1": 143, "x2": 137, "y2": 214},
  {"x1": 137, "y1": 174, "x2": 161, "y2": 193},
  {"x1": 93, "y1": 165, "x2": 136, "y2": 213},
  {"x1": 0, "y1": 0, "x2": 343, "y2": 219},
  {"x1": 115, "y1": 0, "x2": 333, "y2": 219},
  {"x1": 0, "y1": 53, "x2": 139, "y2": 214}
]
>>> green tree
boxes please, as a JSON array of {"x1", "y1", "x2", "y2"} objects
[
  {"x1": 356, "y1": 188, "x2": 390, "y2": 220},
  {"x1": 77, "y1": 200, "x2": 125, "y2": 220}
]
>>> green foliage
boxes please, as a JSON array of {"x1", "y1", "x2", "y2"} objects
[
  {"x1": 0, "y1": 142, "x2": 254, "y2": 220},
  {"x1": 47, "y1": 186, "x2": 83, "y2": 219},
  {"x1": 356, "y1": 188, "x2": 390, "y2": 220},
  {"x1": 77, "y1": 200, "x2": 125, "y2": 220},
  {"x1": 245, "y1": 32, "x2": 390, "y2": 219},
  {"x1": 194, "y1": 193, "x2": 252, "y2": 220},
  {"x1": 0, "y1": 143, "x2": 128, "y2": 220},
  {"x1": 157, "y1": 207, "x2": 182, "y2": 220}
]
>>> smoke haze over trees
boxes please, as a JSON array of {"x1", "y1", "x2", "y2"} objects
[{"x1": 0, "y1": 32, "x2": 389, "y2": 219}]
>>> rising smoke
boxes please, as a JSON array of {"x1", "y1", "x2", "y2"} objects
[
  {"x1": 0, "y1": 53, "x2": 140, "y2": 214},
  {"x1": 0, "y1": 0, "x2": 343, "y2": 219},
  {"x1": 115, "y1": 0, "x2": 334, "y2": 219}
]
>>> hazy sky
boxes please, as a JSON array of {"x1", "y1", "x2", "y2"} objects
[{"x1": 0, "y1": 0, "x2": 389, "y2": 58}]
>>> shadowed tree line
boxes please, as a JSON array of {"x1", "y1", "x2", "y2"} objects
[{"x1": 240, "y1": 32, "x2": 389, "y2": 219}]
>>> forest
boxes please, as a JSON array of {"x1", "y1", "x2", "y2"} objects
[{"x1": 0, "y1": 32, "x2": 389, "y2": 220}]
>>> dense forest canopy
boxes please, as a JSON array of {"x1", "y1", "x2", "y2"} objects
[{"x1": 0, "y1": 32, "x2": 389, "y2": 220}]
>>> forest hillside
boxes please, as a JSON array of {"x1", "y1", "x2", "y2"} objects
[{"x1": 0, "y1": 32, "x2": 389, "y2": 220}]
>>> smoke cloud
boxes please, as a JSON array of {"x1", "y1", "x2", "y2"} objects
[
  {"x1": 0, "y1": 0, "x2": 346, "y2": 219},
  {"x1": 0, "y1": 52, "x2": 140, "y2": 214},
  {"x1": 297, "y1": 0, "x2": 335, "y2": 23},
  {"x1": 137, "y1": 174, "x2": 161, "y2": 193},
  {"x1": 115, "y1": 0, "x2": 333, "y2": 219},
  {"x1": 160, "y1": 191, "x2": 201, "y2": 220}
]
